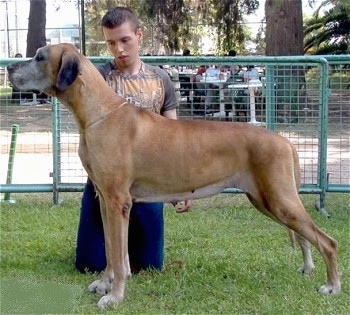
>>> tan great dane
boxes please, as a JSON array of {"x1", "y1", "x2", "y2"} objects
[{"x1": 7, "y1": 43, "x2": 341, "y2": 308}]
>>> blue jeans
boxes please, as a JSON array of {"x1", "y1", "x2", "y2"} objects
[{"x1": 75, "y1": 179, "x2": 164, "y2": 273}]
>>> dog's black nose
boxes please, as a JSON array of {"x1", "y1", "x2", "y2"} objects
[
  {"x1": 7, "y1": 61, "x2": 22, "y2": 72},
  {"x1": 7, "y1": 63, "x2": 17, "y2": 74}
]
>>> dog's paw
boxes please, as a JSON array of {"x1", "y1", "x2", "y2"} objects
[
  {"x1": 88, "y1": 279, "x2": 112, "y2": 296},
  {"x1": 318, "y1": 283, "x2": 341, "y2": 295},
  {"x1": 297, "y1": 263, "x2": 315, "y2": 275},
  {"x1": 97, "y1": 293, "x2": 123, "y2": 309}
]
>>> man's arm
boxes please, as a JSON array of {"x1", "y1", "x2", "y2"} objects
[{"x1": 162, "y1": 108, "x2": 177, "y2": 120}]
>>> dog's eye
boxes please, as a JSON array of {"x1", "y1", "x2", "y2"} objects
[{"x1": 35, "y1": 51, "x2": 46, "y2": 62}]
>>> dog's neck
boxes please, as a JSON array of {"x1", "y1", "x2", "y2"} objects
[
  {"x1": 81, "y1": 101, "x2": 128, "y2": 134},
  {"x1": 55, "y1": 62, "x2": 127, "y2": 133}
]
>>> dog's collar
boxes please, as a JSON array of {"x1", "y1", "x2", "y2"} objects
[{"x1": 82, "y1": 101, "x2": 128, "y2": 134}]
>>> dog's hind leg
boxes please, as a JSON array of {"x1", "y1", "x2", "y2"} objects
[
  {"x1": 288, "y1": 229, "x2": 297, "y2": 249},
  {"x1": 292, "y1": 212, "x2": 340, "y2": 294},
  {"x1": 246, "y1": 193, "x2": 298, "y2": 249},
  {"x1": 248, "y1": 191, "x2": 340, "y2": 294},
  {"x1": 293, "y1": 215, "x2": 340, "y2": 294},
  {"x1": 295, "y1": 234, "x2": 315, "y2": 274}
]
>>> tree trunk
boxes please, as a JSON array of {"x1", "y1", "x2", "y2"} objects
[
  {"x1": 26, "y1": 0, "x2": 46, "y2": 57},
  {"x1": 265, "y1": 0, "x2": 303, "y2": 56},
  {"x1": 265, "y1": 0, "x2": 306, "y2": 123}
]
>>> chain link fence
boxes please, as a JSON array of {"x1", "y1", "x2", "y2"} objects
[{"x1": 1, "y1": 55, "x2": 349, "y2": 215}]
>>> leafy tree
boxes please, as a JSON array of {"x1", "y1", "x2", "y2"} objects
[
  {"x1": 26, "y1": 0, "x2": 46, "y2": 57},
  {"x1": 84, "y1": 0, "x2": 260, "y2": 56},
  {"x1": 211, "y1": 0, "x2": 259, "y2": 54},
  {"x1": 84, "y1": 0, "x2": 116, "y2": 56},
  {"x1": 139, "y1": 0, "x2": 190, "y2": 54},
  {"x1": 253, "y1": 19, "x2": 267, "y2": 55},
  {"x1": 304, "y1": 0, "x2": 350, "y2": 54}
]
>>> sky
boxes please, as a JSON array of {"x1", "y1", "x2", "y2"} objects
[
  {"x1": 0, "y1": 0, "x2": 80, "y2": 57},
  {"x1": 2, "y1": 0, "x2": 80, "y2": 29}
]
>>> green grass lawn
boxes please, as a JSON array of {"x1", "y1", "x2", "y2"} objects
[{"x1": 0, "y1": 193, "x2": 349, "y2": 314}]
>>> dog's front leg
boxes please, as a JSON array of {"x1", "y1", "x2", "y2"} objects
[
  {"x1": 88, "y1": 196, "x2": 114, "y2": 295},
  {"x1": 96, "y1": 194, "x2": 131, "y2": 309}
]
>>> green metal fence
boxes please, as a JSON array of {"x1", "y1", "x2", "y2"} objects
[{"x1": 1, "y1": 55, "x2": 349, "y2": 215}]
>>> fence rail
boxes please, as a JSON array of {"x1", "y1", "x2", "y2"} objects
[{"x1": 1, "y1": 55, "x2": 349, "y2": 215}]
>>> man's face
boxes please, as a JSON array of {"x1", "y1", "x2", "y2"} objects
[{"x1": 102, "y1": 21, "x2": 143, "y2": 69}]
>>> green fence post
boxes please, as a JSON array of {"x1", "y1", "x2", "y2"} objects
[
  {"x1": 265, "y1": 65, "x2": 276, "y2": 130},
  {"x1": 52, "y1": 97, "x2": 62, "y2": 205},
  {"x1": 315, "y1": 58, "x2": 330, "y2": 217},
  {"x1": 2, "y1": 124, "x2": 19, "y2": 203}
]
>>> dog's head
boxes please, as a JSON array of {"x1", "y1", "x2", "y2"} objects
[{"x1": 7, "y1": 43, "x2": 81, "y2": 96}]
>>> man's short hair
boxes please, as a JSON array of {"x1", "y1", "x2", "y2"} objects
[{"x1": 101, "y1": 6, "x2": 140, "y2": 31}]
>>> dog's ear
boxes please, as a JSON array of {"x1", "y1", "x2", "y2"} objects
[{"x1": 56, "y1": 52, "x2": 80, "y2": 90}]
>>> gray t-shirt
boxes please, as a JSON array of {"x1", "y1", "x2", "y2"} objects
[{"x1": 98, "y1": 61, "x2": 178, "y2": 114}]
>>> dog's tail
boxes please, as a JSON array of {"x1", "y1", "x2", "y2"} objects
[
  {"x1": 291, "y1": 143, "x2": 302, "y2": 191},
  {"x1": 287, "y1": 143, "x2": 303, "y2": 249}
]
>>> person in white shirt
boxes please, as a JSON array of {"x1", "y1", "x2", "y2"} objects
[{"x1": 244, "y1": 65, "x2": 259, "y2": 82}]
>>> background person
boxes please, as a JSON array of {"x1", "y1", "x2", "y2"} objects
[
  {"x1": 203, "y1": 65, "x2": 220, "y2": 115},
  {"x1": 75, "y1": 6, "x2": 191, "y2": 274},
  {"x1": 182, "y1": 48, "x2": 191, "y2": 56},
  {"x1": 244, "y1": 65, "x2": 259, "y2": 82},
  {"x1": 179, "y1": 48, "x2": 192, "y2": 104},
  {"x1": 192, "y1": 65, "x2": 207, "y2": 108}
]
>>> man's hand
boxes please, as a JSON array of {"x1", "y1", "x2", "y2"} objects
[{"x1": 176, "y1": 200, "x2": 192, "y2": 213}]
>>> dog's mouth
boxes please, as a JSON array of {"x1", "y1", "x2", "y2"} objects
[
  {"x1": 8, "y1": 74, "x2": 22, "y2": 90},
  {"x1": 8, "y1": 72, "x2": 42, "y2": 93}
]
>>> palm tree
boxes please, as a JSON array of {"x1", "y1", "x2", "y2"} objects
[{"x1": 304, "y1": 1, "x2": 350, "y2": 54}]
